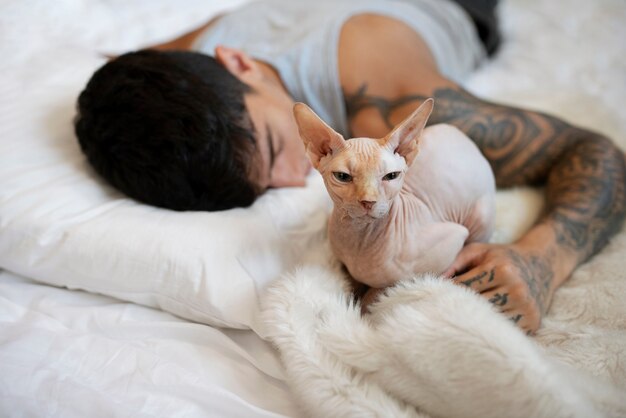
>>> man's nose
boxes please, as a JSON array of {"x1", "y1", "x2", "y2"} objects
[{"x1": 360, "y1": 200, "x2": 376, "y2": 210}]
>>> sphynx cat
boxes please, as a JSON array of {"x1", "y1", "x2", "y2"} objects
[{"x1": 293, "y1": 99, "x2": 496, "y2": 294}]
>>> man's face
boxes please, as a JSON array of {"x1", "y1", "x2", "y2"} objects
[{"x1": 244, "y1": 83, "x2": 312, "y2": 190}]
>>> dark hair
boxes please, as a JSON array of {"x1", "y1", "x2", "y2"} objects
[{"x1": 75, "y1": 49, "x2": 261, "y2": 211}]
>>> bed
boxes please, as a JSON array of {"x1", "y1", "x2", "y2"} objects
[{"x1": 1, "y1": 0, "x2": 625, "y2": 416}]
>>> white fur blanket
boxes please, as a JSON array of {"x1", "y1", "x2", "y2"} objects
[
  {"x1": 261, "y1": 0, "x2": 626, "y2": 416},
  {"x1": 263, "y1": 267, "x2": 626, "y2": 418}
]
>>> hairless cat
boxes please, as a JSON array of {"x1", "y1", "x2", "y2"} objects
[{"x1": 293, "y1": 99, "x2": 496, "y2": 291}]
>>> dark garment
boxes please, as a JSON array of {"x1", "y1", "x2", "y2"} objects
[{"x1": 451, "y1": 0, "x2": 501, "y2": 55}]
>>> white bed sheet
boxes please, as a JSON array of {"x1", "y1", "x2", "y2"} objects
[{"x1": 0, "y1": 269, "x2": 298, "y2": 417}]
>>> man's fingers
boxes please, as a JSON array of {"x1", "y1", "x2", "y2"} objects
[
  {"x1": 478, "y1": 291, "x2": 538, "y2": 335},
  {"x1": 480, "y1": 288, "x2": 514, "y2": 312},
  {"x1": 441, "y1": 266, "x2": 455, "y2": 278},
  {"x1": 452, "y1": 266, "x2": 497, "y2": 293},
  {"x1": 444, "y1": 243, "x2": 487, "y2": 278},
  {"x1": 505, "y1": 311, "x2": 536, "y2": 335}
]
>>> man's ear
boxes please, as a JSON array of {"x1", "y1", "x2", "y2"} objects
[
  {"x1": 214, "y1": 45, "x2": 262, "y2": 83},
  {"x1": 380, "y1": 98, "x2": 433, "y2": 166},
  {"x1": 293, "y1": 103, "x2": 346, "y2": 169}
]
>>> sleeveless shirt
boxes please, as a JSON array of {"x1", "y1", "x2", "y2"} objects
[{"x1": 193, "y1": 0, "x2": 485, "y2": 136}]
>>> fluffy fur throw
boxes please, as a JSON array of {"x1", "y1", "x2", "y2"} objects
[{"x1": 262, "y1": 263, "x2": 626, "y2": 417}]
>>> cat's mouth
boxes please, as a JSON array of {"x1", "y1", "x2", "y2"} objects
[{"x1": 350, "y1": 206, "x2": 389, "y2": 220}]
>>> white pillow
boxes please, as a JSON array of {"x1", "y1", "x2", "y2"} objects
[{"x1": 0, "y1": 0, "x2": 332, "y2": 334}]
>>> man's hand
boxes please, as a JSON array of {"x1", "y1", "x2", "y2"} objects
[{"x1": 443, "y1": 242, "x2": 556, "y2": 335}]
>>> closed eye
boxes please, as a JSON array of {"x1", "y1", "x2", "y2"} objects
[
  {"x1": 266, "y1": 125, "x2": 285, "y2": 172},
  {"x1": 333, "y1": 172, "x2": 353, "y2": 182},
  {"x1": 267, "y1": 126, "x2": 275, "y2": 170},
  {"x1": 383, "y1": 171, "x2": 401, "y2": 181}
]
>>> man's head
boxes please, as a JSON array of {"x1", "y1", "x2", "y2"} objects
[
  {"x1": 213, "y1": 46, "x2": 311, "y2": 191},
  {"x1": 75, "y1": 48, "x2": 310, "y2": 211}
]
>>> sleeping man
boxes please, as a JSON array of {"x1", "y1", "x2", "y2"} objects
[{"x1": 74, "y1": 0, "x2": 626, "y2": 334}]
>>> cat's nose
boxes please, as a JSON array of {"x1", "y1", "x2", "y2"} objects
[{"x1": 360, "y1": 200, "x2": 376, "y2": 210}]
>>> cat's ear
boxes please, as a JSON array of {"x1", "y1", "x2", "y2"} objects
[
  {"x1": 381, "y1": 98, "x2": 433, "y2": 166},
  {"x1": 293, "y1": 102, "x2": 346, "y2": 169}
]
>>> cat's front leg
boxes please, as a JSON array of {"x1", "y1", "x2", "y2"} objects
[
  {"x1": 402, "y1": 221, "x2": 469, "y2": 276},
  {"x1": 464, "y1": 194, "x2": 496, "y2": 243},
  {"x1": 361, "y1": 222, "x2": 470, "y2": 312}
]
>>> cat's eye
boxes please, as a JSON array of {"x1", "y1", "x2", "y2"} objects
[
  {"x1": 383, "y1": 171, "x2": 401, "y2": 181},
  {"x1": 333, "y1": 172, "x2": 353, "y2": 182}
]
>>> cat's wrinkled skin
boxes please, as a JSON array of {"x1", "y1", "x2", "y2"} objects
[{"x1": 294, "y1": 99, "x2": 496, "y2": 288}]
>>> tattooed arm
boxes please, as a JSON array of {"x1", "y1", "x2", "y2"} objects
[
  {"x1": 345, "y1": 83, "x2": 626, "y2": 333},
  {"x1": 440, "y1": 87, "x2": 626, "y2": 333}
]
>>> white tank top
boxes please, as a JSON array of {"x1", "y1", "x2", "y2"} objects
[{"x1": 193, "y1": 0, "x2": 484, "y2": 136}]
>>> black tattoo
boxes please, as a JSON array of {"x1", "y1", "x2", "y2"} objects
[
  {"x1": 510, "y1": 314, "x2": 523, "y2": 324},
  {"x1": 418, "y1": 88, "x2": 582, "y2": 186},
  {"x1": 545, "y1": 138, "x2": 626, "y2": 262},
  {"x1": 344, "y1": 83, "x2": 626, "y2": 267},
  {"x1": 459, "y1": 269, "x2": 494, "y2": 288},
  {"x1": 460, "y1": 271, "x2": 487, "y2": 287},
  {"x1": 488, "y1": 293, "x2": 509, "y2": 307},
  {"x1": 344, "y1": 83, "x2": 427, "y2": 129},
  {"x1": 425, "y1": 87, "x2": 626, "y2": 265},
  {"x1": 506, "y1": 249, "x2": 554, "y2": 314}
]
